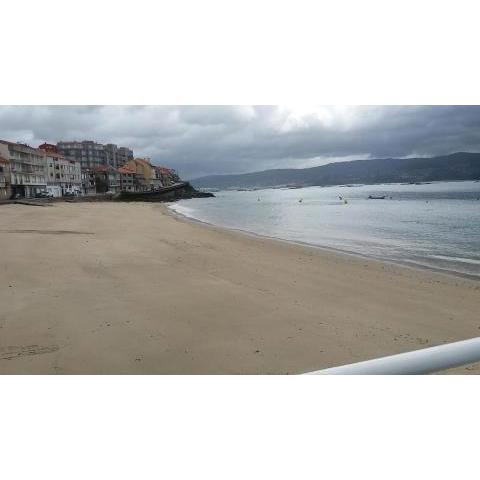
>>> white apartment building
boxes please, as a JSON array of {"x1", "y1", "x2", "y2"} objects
[
  {"x1": 0, "y1": 140, "x2": 47, "y2": 198},
  {"x1": 41, "y1": 145, "x2": 82, "y2": 196}
]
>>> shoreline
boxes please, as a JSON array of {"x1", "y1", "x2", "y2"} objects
[
  {"x1": 166, "y1": 202, "x2": 480, "y2": 283},
  {"x1": 1, "y1": 201, "x2": 479, "y2": 374}
]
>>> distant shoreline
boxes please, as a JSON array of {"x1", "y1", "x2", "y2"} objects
[{"x1": 193, "y1": 178, "x2": 480, "y2": 193}]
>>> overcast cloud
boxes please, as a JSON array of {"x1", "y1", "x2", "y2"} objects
[{"x1": 1, "y1": 105, "x2": 480, "y2": 179}]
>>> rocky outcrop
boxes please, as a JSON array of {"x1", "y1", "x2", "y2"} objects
[{"x1": 116, "y1": 182, "x2": 215, "y2": 202}]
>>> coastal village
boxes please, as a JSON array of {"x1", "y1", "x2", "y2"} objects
[{"x1": 0, "y1": 139, "x2": 181, "y2": 200}]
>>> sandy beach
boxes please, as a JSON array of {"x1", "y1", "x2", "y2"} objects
[{"x1": 0, "y1": 201, "x2": 479, "y2": 374}]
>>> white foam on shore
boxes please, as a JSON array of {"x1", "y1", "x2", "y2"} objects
[
  {"x1": 429, "y1": 255, "x2": 480, "y2": 265},
  {"x1": 167, "y1": 202, "x2": 197, "y2": 218}
]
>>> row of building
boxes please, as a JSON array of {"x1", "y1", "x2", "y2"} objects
[{"x1": 0, "y1": 139, "x2": 180, "y2": 200}]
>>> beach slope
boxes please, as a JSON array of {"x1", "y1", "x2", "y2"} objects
[{"x1": 0, "y1": 202, "x2": 479, "y2": 374}]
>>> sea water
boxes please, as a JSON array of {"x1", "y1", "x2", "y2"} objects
[{"x1": 169, "y1": 181, "x2": 480, "y2": 277}]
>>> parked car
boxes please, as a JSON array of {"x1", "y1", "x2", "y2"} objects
[{"x1": 35, "y1": 190, "x2": 54, "y2": 198}]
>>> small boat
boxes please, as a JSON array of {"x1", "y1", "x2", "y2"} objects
[{"x1": 368, "y1": 195, "x2": 386, "y2": 200}]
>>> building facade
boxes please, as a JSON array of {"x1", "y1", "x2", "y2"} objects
[
  {"x1": 125, "y1": 158, "x2": 155, "y2": 191},
  {"x1": 151, "y1": 166, "x2": 164, "y2": 190},
  {"x1": 0, "y1": 140, "x2": 47, "y2": 198},
  {"x1": 92, "y1": 166, "x2": 121, "y2": 193},
  {"x1": 0, "y1": 155, "x2": 11, "y2": 200},
  {"x1": 57, "y1": 141, "x2": 105, "y2": 170},
  {"x1": 81, "y1": 170, "x2": 96, "y2": 195},
  {"x1": 154, "y1": 166, "x2": 180, "y2": 187},
  {"x1": 118, "y1": 165, "x2": 137, "y2": 192},
  {"x1": 39, "y1": 143, "x2": 82, "y2": 196},
  {"x1": 104, "y1": 144, "x2": 134, "y2": 168},
  {"x1": 57, "y1": 141, "x2": 134, "y2": 170},
  {"x1": 117, "y1": 147, "x2": 134, "y2": 167}
]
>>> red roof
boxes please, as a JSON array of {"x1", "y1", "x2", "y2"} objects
[
  {"x1": 93, "y1": 165, "x2": 122, "y2": 174},
  {"x1": 92, "y1": 165, "x2": 109, "y2": 173},
  {"x1": 38, "y1": 143, "x2": 58, "y2": 153},
  {"x1": 118, "y1": 166, "x2": 136, "y2": 174}
]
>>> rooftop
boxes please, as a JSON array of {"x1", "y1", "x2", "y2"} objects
[
  {"x1": 38, "y1": 143, "x2": 58, "y2": 153},
  {"x1": 118, "y1": 166, "x2": 136, "y2": 174},
  {"x1": 0, "y1": 139, "x2": 43, "y2": 154}
]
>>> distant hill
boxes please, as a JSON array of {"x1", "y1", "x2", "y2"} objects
[{"x1": 191, "y1": 152, "x2": 480, "y2": 189}]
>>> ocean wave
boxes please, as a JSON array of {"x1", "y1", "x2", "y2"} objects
[{"x1": 429, "y1": 255, "x2": 480, "y2": 266}]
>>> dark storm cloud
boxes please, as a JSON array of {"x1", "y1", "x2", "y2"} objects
[{"x1": 1, "y1": 105, "x2": 480, "y2": 179}]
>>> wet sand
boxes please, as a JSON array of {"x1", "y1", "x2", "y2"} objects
[{"x1": 0, "y1": 202, "x2": 479, "y2": 374}]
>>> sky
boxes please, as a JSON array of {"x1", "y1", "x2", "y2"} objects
[{"x1": 1, "y1": 105, "x2": 480, "y2": 179}]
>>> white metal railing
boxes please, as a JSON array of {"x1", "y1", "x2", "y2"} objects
[{"x1": 310, "y1": 337, "x2": 480, "y2": 374}]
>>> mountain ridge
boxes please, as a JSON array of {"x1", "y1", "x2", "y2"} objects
[{"x1": 191, "y1": 152, "x2": 480, "y2": 189}]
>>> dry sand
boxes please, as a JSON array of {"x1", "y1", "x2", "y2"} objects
[{"x1": 0, "y1": 201, "x2": 479, "y2": 374}]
